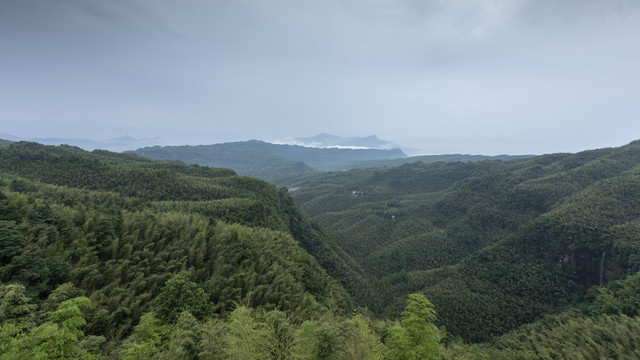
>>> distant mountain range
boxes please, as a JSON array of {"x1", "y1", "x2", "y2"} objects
[
  {"x1": 0, "y1": 133, "x2": 534, "y2": 181},
  {"x1": 128, "y1": 135, "x2": 533, "y2": 181},
  {"x1": 0, "y1": 133, "x2": 162, "y2": 152},
  {"x1": 0, "y1": 133, "x2": 398, "y2": 153},
  {"x1": 129, "y1": 139, "x2": 408, "y2": 180}
]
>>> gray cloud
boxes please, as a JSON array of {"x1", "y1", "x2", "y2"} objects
[{"x1": 1, "y1": 0, "x2": 639, "y2": 154}]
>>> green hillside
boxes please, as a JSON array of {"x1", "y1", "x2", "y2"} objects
[
  {"x1": 0, "y1": 142, "x2": 369, "y2": 357},
  {"x1": 0, "y1": 139, "x2": 13, "y2": 148},
  {"x1": 331, "y1": 153, "x2": 534, "y2": 170},
  {"x1": 286, "y1": 140, "x2": 640, "y2": 341},
  {"x1": 442, "y1": 271, "x2": 640, "y2": 358},
  {"x1": 2, "y1": 140, "x2": 640, "y2": 358},
  {"x1": 129, "y1": 140, "x2": 407, "y2": 180},
  {"x1": 0, "y1": 142, "x2": 366, "y2": 296}
]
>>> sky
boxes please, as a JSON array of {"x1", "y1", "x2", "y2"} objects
[{"x1": 1, "y1": 0, "x2": 640, "y2": 155}]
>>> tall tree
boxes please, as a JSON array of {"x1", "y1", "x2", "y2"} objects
[
  {"x1": 385, "y1": 293, "x2": 440, "y2": 360},
  {"x1": 155, "y1": 271, "x2": 211, "y2": 323}
]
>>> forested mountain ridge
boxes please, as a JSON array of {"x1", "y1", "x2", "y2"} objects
[
  {"x1": 0, "y1": 141, "x2": 374, "y2": 357},
  {"x1": 129, "y1": 140, "x2": 407, "y2": 180},
  {"x1": 2, "y1": 140, "x2": 640, "y2": 358},
  {"x1": 0, "y1": 139, "x2": 13, "y2": 148},
  {"x1": 128, "y1": 138, "x2": 533, "y2": 182},
  {"x1": 285, "y1": 140, "x2": 640, "y2": 341},
  {"x1": 0, "y1": 142, "x2": 352, "y2": 263},
  {"x1": 0, "y1": 142, "x2": 368, "y2": 294},
  {"x1": 313, "y1": 153, "x2": 534, "y2": 172},
  {"x1": 443, "y1": 270, "x2": 640, "y2": 358}
]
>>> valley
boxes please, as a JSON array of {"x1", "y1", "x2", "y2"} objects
[{"x1": 1, "y1": 140, "x2": 639, "y2": 358}]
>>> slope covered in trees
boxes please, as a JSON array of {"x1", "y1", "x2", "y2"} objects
[
  {"x1": 324, "y1": 153, "x2": 534, "y2": 171},
  {"x1": 0, "y1": 139, "x2": 13, "y2": 148},
  {"x1": 0, "y1": 142, "x2": 369, "y2": 357},
  {"x1": 0, "y1": 142, "x2": 365, "y2": 296},
  {"x1": 284, "y1": 140, "x2": 640, "y2": 341},
  {"x1": 3, "y1": 140, "x2": 640, "y2": 357},
  {"x1": 442, "y1": 270, "x2": 640, "y2": 358}
]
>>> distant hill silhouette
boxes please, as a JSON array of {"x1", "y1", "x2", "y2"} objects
[{"x1": 129, "y1": 139, "x2": 408, "y2": 180}]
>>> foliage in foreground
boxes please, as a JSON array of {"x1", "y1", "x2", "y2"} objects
[
  {"x1": 1, "y1": 284, "x2": 442, "y2": 360},
  {"x1": 4, "y1": 278, "x2": 640, "y2": 359},
  {"x1": 442, "y1": 311, "x2": 640, "y2": 360}
]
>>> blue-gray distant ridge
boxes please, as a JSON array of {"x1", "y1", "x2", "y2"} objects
[{"x1": 129, "y1": 139, "x2": 407, "y2": 181}]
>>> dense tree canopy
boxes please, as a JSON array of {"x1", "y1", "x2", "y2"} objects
[
  {"x1": 286, "y1": 140, "x2": 640, "y2": 341},
  {"x1": 2, "y1": 140, "x2": 640, "y2": 357}
]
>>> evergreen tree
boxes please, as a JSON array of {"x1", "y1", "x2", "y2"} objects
[
  {"x1": 385, "y1": 293, "x2": 440, "y2": 360},
  {"x1": 155, "y1": 271, "x2": 211, "y2": 323}
]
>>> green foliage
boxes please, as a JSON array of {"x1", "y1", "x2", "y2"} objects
[
  {"x1": 297, "y1": 319, "x2": 346, "y2": 360},
  {"x1": 0, "y1": 142, "x2": 356, "y2": 314},
  {"x1": 0, "y1": 192, "x2": 21, "y2": 222},
  {"x1": 0, "y1": 139, "x2": 13, "y2": 148},
  {"x1": 155, "y1": 271, "x2": 211, "y2": 323},
  {"x1": 200, "y1": 306, "x2": 387, "y2": 360},
  {"x1": 0, "y1": 142, "x2": 353, "y2": 356},
  {"x1": 42, "y1": 283, "x2": 84, "y2": 313},
  {"x1": 119, "y1": 312, "x2": 167, "y2": 359},
  {"x1": 39, "y1": 296, "x2": 92, "y2": 358},
  {"x1": 0, "y1": 294, "x2": 101, "y2": 360},
  {"x1": 590, "y1": 270, "x2": 640, "y2": 316},
  {"x1": 159, "y1": 311, "x2": 201, "y2": 360},
  {"x1": 199, "y1": 317, "x2": 228, "y2": 359},
  {"x1": 9, "y1": 246, "x2": 52, "y2": 298},
  {"x1": 286, "y1": 140, "x2": 640, "y2": 342},
  {"x1": 261, "y1": 310, "x2": 299, "y2": 360},
  {"x1": 385, "y1": 294, "x2": 439, "y2": 360},
  {"x1": 0, "y1": 220, "x2": 23, "y2": 264},
  {"x1": 0, "y1": 283, "x2": 36, "y2": 325},
  {"x1": 346, "y1": 315, "x2": 386, "y2": 360},
  {"x1": 325, "y1": 154, "x2": 534, "y2": 172},
  {"x1": 442, "y1": 310, "x2": 640, "y2": 359},
  {"x1": 223, "y1": 306, "x2": 270, "y2": 359},
  {"x1": 3, "y1": 139, "x2": 640, "y2": 356}
]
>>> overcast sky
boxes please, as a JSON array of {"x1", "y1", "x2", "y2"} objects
[{"x1": 2, "y1": 0, "x2": 640, "y2": 155}]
